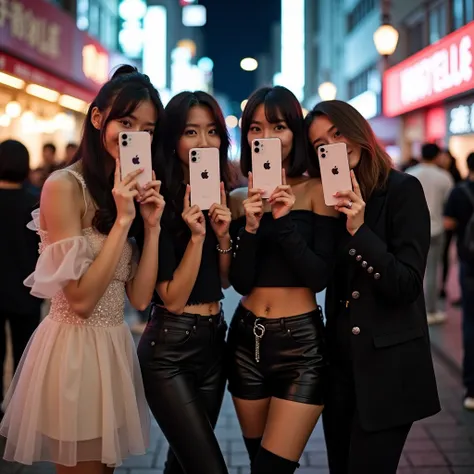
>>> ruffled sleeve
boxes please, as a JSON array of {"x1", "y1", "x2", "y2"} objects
[{"x1": 24, "y1": 236, "x2": 94, "y2": 299}]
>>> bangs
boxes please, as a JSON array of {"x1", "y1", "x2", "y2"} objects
[
  {"x1": 262, "y1": 91, "x2": 286, "y2": 124},
  {"x1": 107, "y1": 83, "x2": 152, "y2": 121}
]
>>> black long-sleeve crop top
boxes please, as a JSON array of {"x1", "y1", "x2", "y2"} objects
[
  {"x1": 136, "y1": 212, "x2": 224, "y2": 306},
  {"x1": 229, "y1": 210, "x2": 339, "y2": 296}
]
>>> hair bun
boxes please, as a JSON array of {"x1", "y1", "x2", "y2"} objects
[{"x1": 111, "y1": 64, "x2": 139, "y2": 79}]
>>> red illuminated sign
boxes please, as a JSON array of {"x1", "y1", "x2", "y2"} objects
[{"x1": 383, "y1": 21, "x2": 474, "y2": 117}]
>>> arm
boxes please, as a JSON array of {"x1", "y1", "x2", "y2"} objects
[
  {"x1": 444, "y1": 187, "x2": 460, "y2": 231},
  {"x1": 345, "y1": 176, "x2": 430, "y2": 305},
  {"x1": 42, "y1": 174, "x2": 132, "y2": 318},
  {"x1": 228, "y1": 217, "x2": 259, "y2": 295},
  {"x1": 156, "y1": 230, "x2": 204, "y2": 314},
  {"x1": 126, "y1": 226, "x2": 160, "y2": 311},
  {"x1": 273, "y1": 213, "x2": 339, "y2": 293},
  {"x1": 217, "y1": 233, "x2": 232, "y2": 289}
]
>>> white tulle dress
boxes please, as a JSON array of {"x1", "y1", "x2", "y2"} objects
[{"x1": 0, "y1": 169, "x2": 150, "y2": 467}]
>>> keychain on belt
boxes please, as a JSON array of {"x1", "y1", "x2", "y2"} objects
[{"x1": 253, "y1": 319, "x2": 265, "y2": 363}]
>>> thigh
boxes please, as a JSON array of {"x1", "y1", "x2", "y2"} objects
[
  {"x1": 145, "y1": 372, "x2": 227, "y2": 474},
  {"x1": 262, "y1": 397, "x2": 323, "y2": 462},
  {"x1": 348, "y1": 417, "x2": 412, "y2": 474},
  {"x1": 199, "y1": 356, "x2": 227, "y2": 428},
  {"x1": 233, "y1": 396, "x2": 271, "y2": 438}
]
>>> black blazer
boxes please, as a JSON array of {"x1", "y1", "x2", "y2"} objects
[{"x1": 325, "y1": 169, "x2": 441, "y2": 432}]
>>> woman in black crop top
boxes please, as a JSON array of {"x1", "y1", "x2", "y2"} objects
[
  {"x1": 137, "y1": 91, "x2": 232, "y2": 474},
  {"x1": 306, "y1": 101, "x2": 440, "y2": 474},
  {"x1": 227, "y1": 86, "x2": 339, "y2": 474}
]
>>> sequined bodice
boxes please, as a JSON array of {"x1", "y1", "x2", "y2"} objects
[{"x1": 39, "y1": 228, "x2": 134, "y2": 327}]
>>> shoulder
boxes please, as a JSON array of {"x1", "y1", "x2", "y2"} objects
[
  {"x1": 229, "y1": 187, "x2": 248, "y2": 219},
  {"x1": 43, "y1": 169, "x2": 82, "y2": 198},
  {"x1": 302, "y1": 177, "x2": 338, "y2": 217},
  {"x1": 386, "y1": 169, "x2": 423, "y2": 193}
]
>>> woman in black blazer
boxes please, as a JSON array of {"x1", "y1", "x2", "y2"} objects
[{"x1": 305, "y1": 100, "x2": 441, "y2": 474}]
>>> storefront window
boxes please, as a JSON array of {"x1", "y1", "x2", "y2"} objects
[
  {"x1": 407, "y1": 20, "x2": 425, "y2": 55},
  {"x1": 466, "y1": 0, "x2": 474, "y2": 22},
  {"x1": 453, "y1": 0, "x2": 465, "y2": 30},
  {"x1": 429, "y1": 3, "x2": 447, "y2": 44}
]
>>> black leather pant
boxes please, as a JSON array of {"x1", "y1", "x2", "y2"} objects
[{"x1": 137, "y1": 305, "x2": 228, "y2": 474}]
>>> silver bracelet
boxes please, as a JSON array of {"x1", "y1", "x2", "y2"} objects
[{"x1": 216, "y1": 239, "x2": 233, "y2": 254}]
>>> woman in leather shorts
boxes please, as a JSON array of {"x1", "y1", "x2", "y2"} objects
[
  {"x1": 137, "y1": 91, "x2": 232, "y2": 474},
  {"x1": 227, "y1": 86, "x2": 339, "y2": 474}
]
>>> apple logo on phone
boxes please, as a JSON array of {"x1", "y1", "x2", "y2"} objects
[
  {"x1": 132, "y1": 155, "x2": 140, "y2": 165},
  {"x1": 331, "y1": 166, "x2": 339, "y2": 175},
  {"x1": 201, "y1": 170, "x2": 209, "y2": 179},
  {"x1": 263, "y1": 161, "x2": 271, "y2": 170}
]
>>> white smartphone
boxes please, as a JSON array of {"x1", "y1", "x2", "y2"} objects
[
  {"x1": 119, "y1": 131, "x2": 153, "y2": 188},
  {"x1": 317, "y1": 142, "x2": 352, "y2": 206},
  {"x1": 189, "y1": 147, "x2": 221, "y2": 210},
  {"x1": 251, "y1": 138, "x2": 282, "y2": 199}
]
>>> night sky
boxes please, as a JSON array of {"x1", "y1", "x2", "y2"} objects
[{"x1": 200, "y1": 0, "x2": 280, "y2": 107}]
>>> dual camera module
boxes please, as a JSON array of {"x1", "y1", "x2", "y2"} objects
[
  {"x1": 254, "y1": 140, "x2": 261, "y2": 154},
  {"x1": 121, "y1": 133, "x2": 128, "y2": 147},
  {"x1": 320, "y1": 147, "x2": 326, "y2": 158},
  {"x1": 191, "y1": 150, "x2": 198, "y2": 163}
]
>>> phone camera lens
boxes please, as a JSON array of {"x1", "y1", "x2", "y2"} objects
[
  {"x1": 321, "y1": 153, "x2": 326, "y2": 158},
  {"x1": 191, "y1": 150, "x2": 197, "y2": 156},
  {"x1": 122, "y1": 134, "x2": 128, "y2": 140},
  {"x1": 254, "y1": 141, "x2": 260, "y2": 147},
  {"x1": 122, "y1": 141, "x2": 127, "y2": 147},
  {"x1": 254, "y1": 148, "x2": 260, "y2": 153},
  {"x1": 320, "y1": 147, "x2": 325, "y2": 153},
  {"x1": 191, "y1": 156, "x2": 197, "y2": 163}
]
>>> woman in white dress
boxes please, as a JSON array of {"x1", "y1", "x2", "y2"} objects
[{"x1": 0, "y1": 65, "x2": 165, "y2": 474}]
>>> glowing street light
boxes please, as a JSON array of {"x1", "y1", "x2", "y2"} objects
[
  {"x1": 240, "y1": 57, "x2": 258, "y2": 72},
  {"x1": 373, "y1": 23, "x2": 399, "y2": 56},
  {"x1": 318, "y1": 81, "x2": 337, "y2": 101},
  {"x1": 240, "y1": 99, "x2": 248, "y2": 111},
  {"x1": 225, "y1": 115, "x2": 238, "y2": 129}
]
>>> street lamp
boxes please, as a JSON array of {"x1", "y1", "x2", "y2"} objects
[
  {"x1": 318, "y1": 81, "x2": 337, "y2": 101},
  {"x1": 240, "y1": 58, "x2": 258, "y2": 72},
  {"x1": 373, "y1": 23, "x2": 399, "y2": 56},
  {"x1": 373, "y1": 1, "x2": 399, "y2": 57}
]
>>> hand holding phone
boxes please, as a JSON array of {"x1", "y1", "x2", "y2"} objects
[
  {"x1": 251, "y1": 138, "x2": 282, "y2": 199},
  {"x1": 268, "y1": 169, "x2": 295, "y2": 220},
  {"x1": 182, "y1": 184, "x2": 206, "y2": 238},
  {"x1": 189, "y1": 147, "x2": 221, "y2": 210},
  {"x1": 334, "y1": 170, "x2": 366, "y2": 236},
  {"x1": 243, "y1": 172, "x2": 264, "y2": 234},
  {"x1": 317, "y1": 142, "x2": 352, "y2": 207},
  {"x1": 119, "y1": 131, "x2": 153, "y2": 189}
]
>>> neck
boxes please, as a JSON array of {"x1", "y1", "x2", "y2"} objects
[{"x1": 0, "y1": 181, "x2": 22, "y2": 189}]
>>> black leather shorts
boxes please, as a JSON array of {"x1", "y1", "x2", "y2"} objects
[{"x1": 227, "y1": 303, "x2": 327, "y2": 405}]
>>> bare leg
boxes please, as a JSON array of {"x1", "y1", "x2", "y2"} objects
[
  {"x1": 56, "y1": 461, "x2": 106, "y2": 474},
  {"x1": 262, "y1": 397, "x2": 323, "y2": 461}
]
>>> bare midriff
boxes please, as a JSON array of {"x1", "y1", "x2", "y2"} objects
[
  {"x1": 241, "y1": 287, "x2": 318, "y2": 318},
  {"x1": 182, "y1": 302, "x2": 222, "y2": 316}
]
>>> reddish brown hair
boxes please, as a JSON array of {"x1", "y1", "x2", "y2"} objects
[{"x1": 305, "y1": 100, "x2": 393, "y2": 200}]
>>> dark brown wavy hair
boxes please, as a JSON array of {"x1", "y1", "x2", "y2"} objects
[{"x1": 305, "y1": 100, "x2": 393, "y2": 200}]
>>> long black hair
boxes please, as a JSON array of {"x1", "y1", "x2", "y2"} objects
[
  {"x1": 72, "y1": 64, "x2": 164, "y2": 236},
  {"x1": 157, "y1": 91, "x2": 231, "y2": 224},
  {"x1": 240, "y1": 86, "x2": 308, "y2": 178}
]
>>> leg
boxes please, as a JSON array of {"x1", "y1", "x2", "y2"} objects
[
  {"x1": 164, "y1": 349, "x2": 227, "y2": 474},
  {"x1": 425, "y1": 234, "x2": 443, "y2": 315},
  {"x1": 8, "y1": 310, "x2": 40, "y2": 371},
  {"x1": 55, "y1": 461, "x2": 106, "y2": 474},
  {"x1": 233, "y1": 397, "x2": 270, "y2": 465},
  {"x1": 460, "y1": 262, "x2": 474, "y2": 396},
  {"x1": 347, "y1": 412, "x2": 411, "y2": 474},
  {"x1": 322, "y1": 362, "x2": 356, "y2": 474},
  {"x1": 143, "y1": 372, "x2": 228, "y2": 474},
  {"x1": 262, "y1": 397, "x2": 323, "y2": 461},
  {"x1": 441, "y1": 230, "x2": 453, "y2": 293}
]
